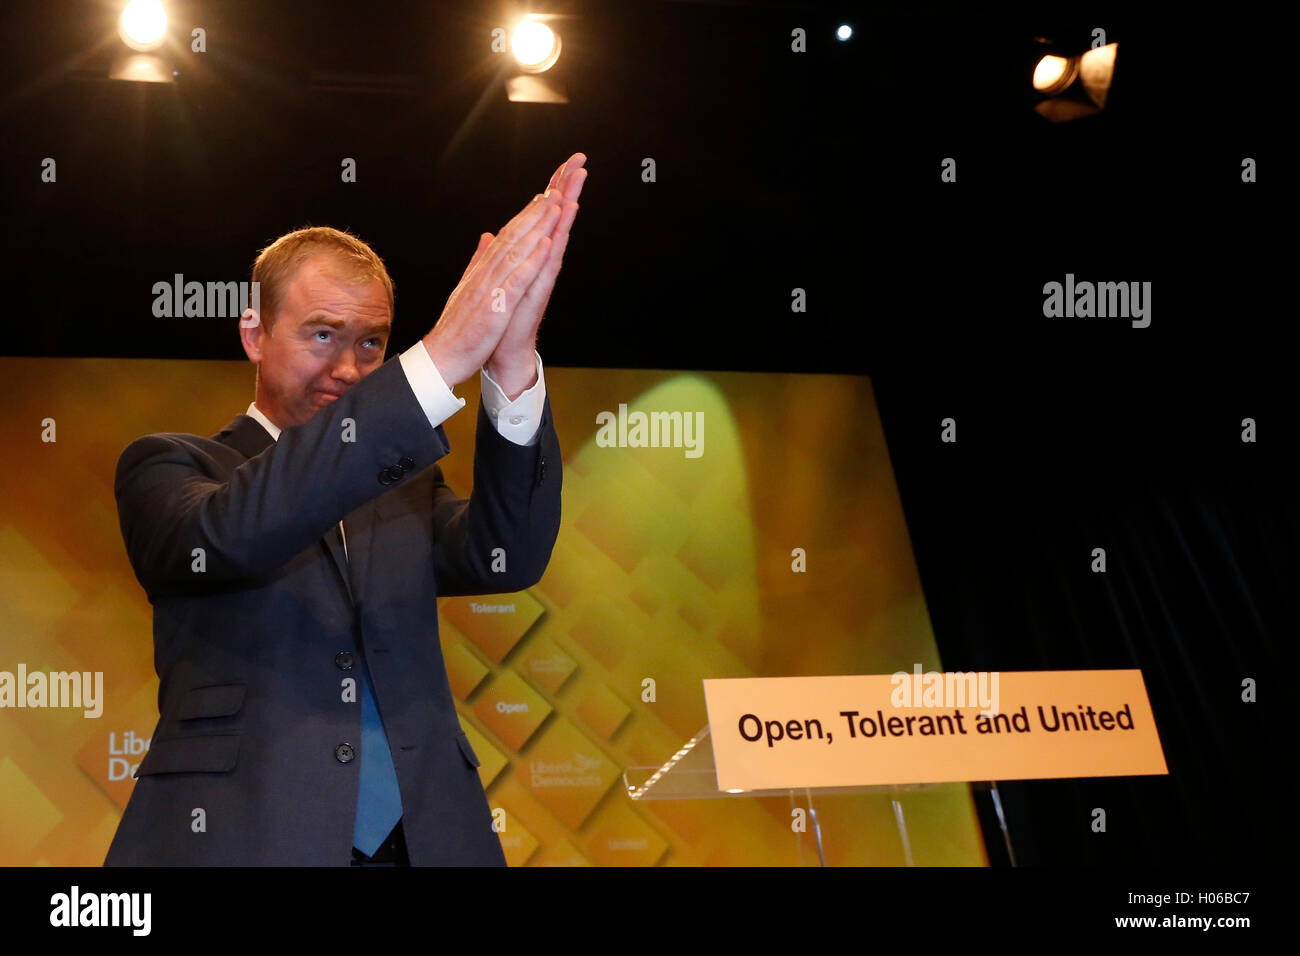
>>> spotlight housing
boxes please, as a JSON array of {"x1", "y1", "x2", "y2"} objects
[
  {"x1": 505, "y1": 14, "x2": 570, "y2": 104},
  {"x1": 1029, "y1": 37, "x2": 1119, "y2": 123}
]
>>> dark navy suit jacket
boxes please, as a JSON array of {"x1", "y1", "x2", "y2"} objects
[{"x1": 104, "y1": 354, "x2": 561, "y2": 865}]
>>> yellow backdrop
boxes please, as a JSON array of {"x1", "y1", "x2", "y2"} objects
[{"x1": 0, "y1": 356, "x2": 986, "y2": 866}]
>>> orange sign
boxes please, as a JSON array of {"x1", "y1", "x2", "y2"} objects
[{"x1": 703, "y1": 670, "x2": 1168, "y2": 791}]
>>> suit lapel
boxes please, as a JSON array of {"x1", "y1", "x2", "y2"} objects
[{"x1": 215, "y1": 412, "x2": 381, "y2": 607}]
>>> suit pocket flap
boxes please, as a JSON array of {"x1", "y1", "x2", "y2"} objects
[
  {"x1": 455, "y1": 731, "x2": 481, "y2": 768},
  {"x1": 177, "y1": 683, "x2": 246, "y2": 720},
  {"x1": 134, "y1": 734, "x2": 240, "y2": 776}
]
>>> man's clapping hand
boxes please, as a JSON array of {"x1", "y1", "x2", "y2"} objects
[{"x1": 423, "y1": 153, "x2": 588, "y2": 398}]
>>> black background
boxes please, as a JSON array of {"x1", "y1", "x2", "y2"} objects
[{"x1": 0, "y1": 0, "x2": 1285, "y2": 873}]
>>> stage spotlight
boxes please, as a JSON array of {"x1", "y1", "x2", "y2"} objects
[
  {"x1": 511, "y1": 19, "x2": 561, "y2": 73},
  {"x1": 836, "y1": 24, "x2": 853, "y2": 41},
  {"x1": 505, "y1": 14, "x2": 568, "y2": 103},
  {"x1": 110, "y1": 0, "x2": 173, "y2": 82},
  {"x1": 118, "y1": 0, "x2": 167, "y2": 53},
  {"x1": 1029, "y1": 38, "x2": 1118, "y2": 123}
]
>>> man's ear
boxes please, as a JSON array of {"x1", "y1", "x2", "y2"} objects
[{"x1": 239, "y1": 309, "x2": 265, "y2": 363}]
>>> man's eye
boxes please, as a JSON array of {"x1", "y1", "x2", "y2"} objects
[
  {"x1": 364, "y1": 338, "x2": 382, "y2": 349},
  {"x1": 315, "y1": 330, "x2": 330, "y2": 342}
]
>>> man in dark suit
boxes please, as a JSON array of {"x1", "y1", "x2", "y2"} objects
[{"x1": 104, "y1": 154, "x2": 587, "y2": 866}]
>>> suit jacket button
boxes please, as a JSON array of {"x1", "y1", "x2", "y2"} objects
[
  {"x1": 335, "y1": 743, "x2": 356, "y2": 763},
  {"x1": 334, "y1": 651, "x2": 355, "y2": 670},
  {"x1": 397, "y1": 456, "x2": 415, "y2": 473},
  {"x1": 378, "y1": 467, "x2": 398, "y2": 486}
]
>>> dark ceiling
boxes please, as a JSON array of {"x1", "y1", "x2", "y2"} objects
[{"x1": 0, "y1": 1, "x2": 1274, "y2": 375}]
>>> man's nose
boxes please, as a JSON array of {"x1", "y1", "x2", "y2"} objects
[{"x1": 331, "y1": 353, "x2": 362, "y2": 384}]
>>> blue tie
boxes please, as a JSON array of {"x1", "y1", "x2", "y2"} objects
[
  {"x1": 353, "y1": 654, "x2": 404, "y2": 856},
  {"x1": 337, "y1": 520, "x2": 403, "y2": 857}
]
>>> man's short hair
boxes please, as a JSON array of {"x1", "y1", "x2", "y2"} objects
[{"x1": 251, "y1": 226, "x2": 395, "y2": 332}]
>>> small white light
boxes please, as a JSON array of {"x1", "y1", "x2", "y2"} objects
[
  {"x1": 119, "y1": 0, "x2": 167, "y2": 52},
  {"x1": 836, "y1": 24, "x2": 853, "y2": 41}
]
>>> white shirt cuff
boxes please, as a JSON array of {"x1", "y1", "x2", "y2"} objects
[
  {"x1": 480, "y1": 351, "x2": 546, "y2": 447},
  {"x1": 400, "y1": 340, "x2": 467, "y2": 430}
]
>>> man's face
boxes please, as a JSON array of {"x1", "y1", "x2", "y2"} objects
[{"x1": 241, "y1": 255, "x2": 391, "y2": 429}]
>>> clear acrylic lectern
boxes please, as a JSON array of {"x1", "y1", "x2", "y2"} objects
[{"x1": 621, "y1": 724, "x2": 1016, "y2": 866}]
